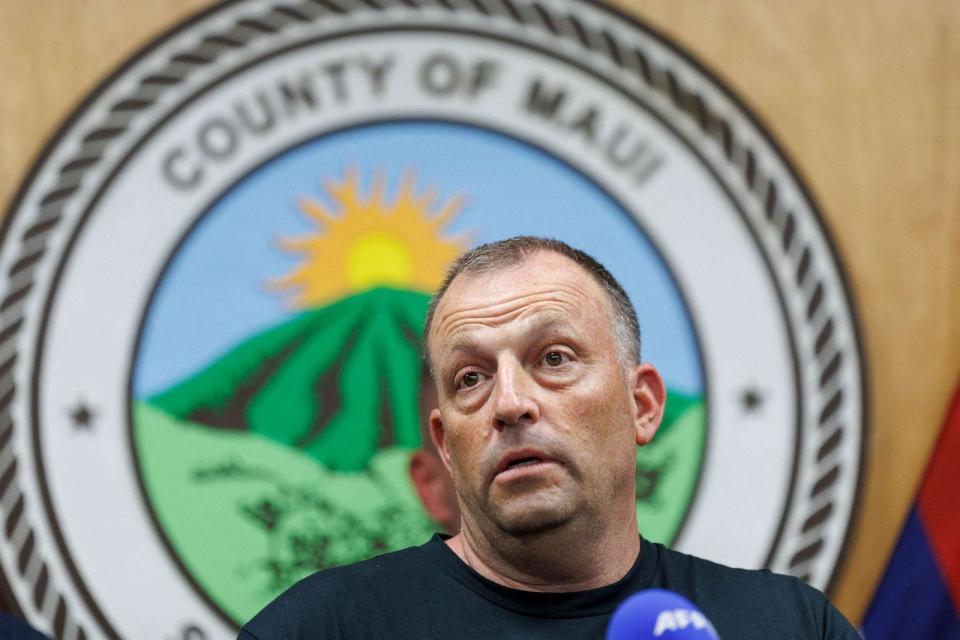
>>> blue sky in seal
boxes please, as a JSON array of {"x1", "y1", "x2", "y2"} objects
[{"x1": 133, "y1": 121, "x2": 703, "y2": 397}]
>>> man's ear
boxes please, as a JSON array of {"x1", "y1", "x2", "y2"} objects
[
  {"x1": 631, "y1": 363, "x2": 666, "y2": 446},
  {"x1": 429, "y1": 408, "x2": 453, "y2": 472},
  {"x1": 409, "y1": 450, "x2": 460, "y2": 533}
]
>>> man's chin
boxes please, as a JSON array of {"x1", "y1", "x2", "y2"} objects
[{"x1": 489, "y1": 501, "x2": 574, "y2": 536}]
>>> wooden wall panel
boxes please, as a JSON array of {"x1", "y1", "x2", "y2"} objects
[{"x1": 2, "y1": 0, "x2": 958, "y2": 626}]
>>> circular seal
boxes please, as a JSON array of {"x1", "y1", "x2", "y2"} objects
[{"x1": 0, "y1": 1, "x2": 865, "y2": 638}]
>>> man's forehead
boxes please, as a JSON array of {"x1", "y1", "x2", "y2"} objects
[
  {"x1": 443, "y1": 250, "x2": 598, "y2": 300},
  {"x1": 430, "y1": 253, "x2": 611, "y2": 349},
  {"x1": 435, "y1": 256, "x2": 600, "y2": 325}
]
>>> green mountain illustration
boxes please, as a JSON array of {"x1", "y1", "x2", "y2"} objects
[{"x1": 150, "y1": 286, "x2": 430, "y2": 472}]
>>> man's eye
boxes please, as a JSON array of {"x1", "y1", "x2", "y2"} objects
[
  {"x1": 460, "y1": 372, "x2": 481, "y2": 387},
  {"x1": 543, "y1": 351, "x2": 566, "y2": 366}
]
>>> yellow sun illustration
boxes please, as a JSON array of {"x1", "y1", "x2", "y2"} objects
[{"x1": 272, "y1": 168, "x2": 469, "y2": 308}]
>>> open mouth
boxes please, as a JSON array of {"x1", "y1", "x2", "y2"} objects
[
  {"x1": 496, "y1": 450, "x2": 557, "y2": 478},
  {"x1": 505, "y1": 456, "x2": 543, "y2": 470}
]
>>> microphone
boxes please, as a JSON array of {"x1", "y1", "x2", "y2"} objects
[{"x1": 605, "y1": 589, "x2": 720, "y2": 639}]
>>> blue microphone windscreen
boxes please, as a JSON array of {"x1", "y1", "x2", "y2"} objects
[{"x1": 605, "y1": 589, "x2": 720, "y2": 639}]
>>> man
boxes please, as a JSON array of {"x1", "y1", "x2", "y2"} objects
[{"x1": 240, "y1": 236, "x2": 859, "y2": 639}]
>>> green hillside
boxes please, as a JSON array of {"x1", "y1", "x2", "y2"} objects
[
  {"x1": 134, "y1": 401, "x2": 436, "y2": 624},
  {"x1": 150, "y1": 287, "x2": 430, "y2": 471}
]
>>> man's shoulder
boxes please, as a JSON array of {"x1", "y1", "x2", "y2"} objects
[
  {"x1": 655, "y1": 540, "x2": 809, "y2": 592},
  {"x1": 651, "y1": 542, "x2": 859, "y2": 639},
  {"x1": 240, "y1": 543, "x2": 433, "y2": 639},
  {"x1": 282, "y1": 543, "x2": 425, "y2": 595}
]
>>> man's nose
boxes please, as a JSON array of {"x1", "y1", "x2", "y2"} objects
[{"x1": 492, "y1": 361, "x2": 540, "y2": 428}]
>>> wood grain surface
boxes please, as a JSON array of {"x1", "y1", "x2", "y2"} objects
[{"x1": 2, "y1": 0, "x2": 959, "y2": 626}]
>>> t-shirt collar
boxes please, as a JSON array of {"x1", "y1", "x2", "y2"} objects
[{"x1": 416, "y1": 533, "x2": 659, "y2": 618}]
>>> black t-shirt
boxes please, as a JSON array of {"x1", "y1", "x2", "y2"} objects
[{"x1": 239, "y1": 535, "x2": 859, "y2": 639}]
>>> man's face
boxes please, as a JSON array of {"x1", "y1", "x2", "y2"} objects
[{"x1": 428, "y1": 251, "x2": 663, "y2": 538}]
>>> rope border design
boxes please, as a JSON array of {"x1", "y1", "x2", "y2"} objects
[{"x1": 0, "y1": 0, "x2": 860, "y2": 636}]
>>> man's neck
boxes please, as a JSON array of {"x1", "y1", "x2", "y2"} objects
[{"x1": 444, "y1": 518, "x2": 641, "y2": 592}]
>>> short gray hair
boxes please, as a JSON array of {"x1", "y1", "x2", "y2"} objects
[{"x1": 423, "y1": 236, "x2": 640, "y2": 377}]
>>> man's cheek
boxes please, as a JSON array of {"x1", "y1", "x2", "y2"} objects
[
  {"x1": 558, "y1": 396, "x2": 604, "y2": 430},
  {"x1": 448, "y1": 435, "x2": 478, "y2": 482}
]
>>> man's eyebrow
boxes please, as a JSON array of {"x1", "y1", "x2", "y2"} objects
[
  {"x1": 445, "y1": 331, "x2": 479, "y2": 352},
  {"x1": 529, "y1": 309, "x2": 572, "y2": 330}
]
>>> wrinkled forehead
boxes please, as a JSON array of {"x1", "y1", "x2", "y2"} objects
[{"x1": 426, "y1": 252, "x2": 611, "y2": 365}]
